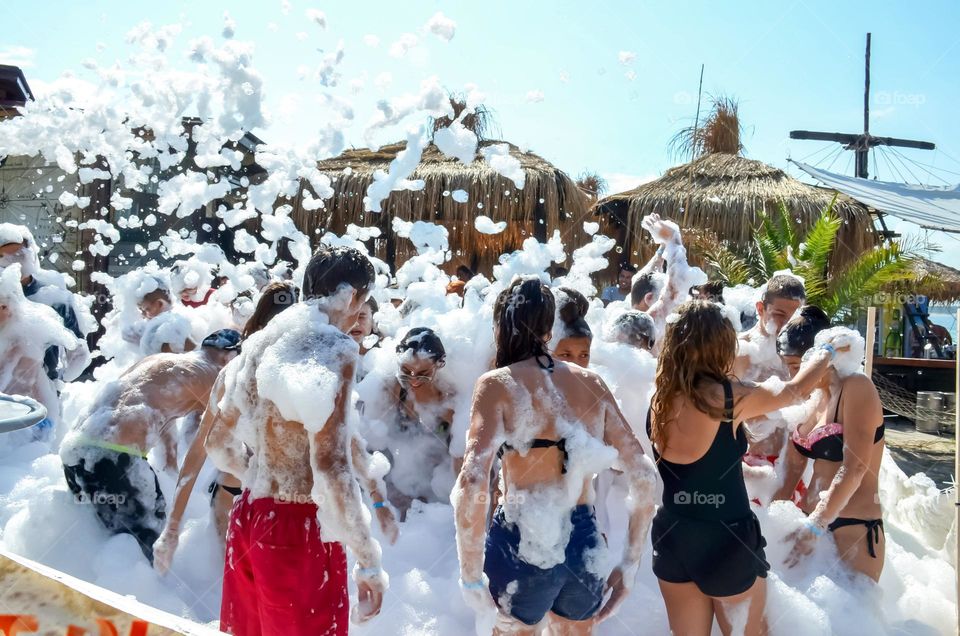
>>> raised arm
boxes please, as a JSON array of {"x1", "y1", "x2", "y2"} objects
[
  {"x1": 734, "y1": 347, "x2": 834, "y2": 421},
  {"x1": 598, "y1": 387, "x2": 657, "y2": 621},
  {"x1": 309, "y1": 357, "x2": 385, "y2": 623},
  {"x1": 451, "y1": 375, "x2": 502, "y2": 603}
]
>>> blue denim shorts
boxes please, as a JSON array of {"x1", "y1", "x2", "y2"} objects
[{"x1": 484, "y1": 505, "x2": 605, "y2": 625}]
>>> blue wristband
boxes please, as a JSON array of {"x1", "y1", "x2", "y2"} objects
[
  {"x1": 819, "y1": 343, "x2": 836, "y2": 359},
  {"x1": 804, "y1": 519, "x2": 825, "y2": 537},
  {"x1": 373, "y1": 501, "x2": 385, "y2": 509},
  {"x1": 358, "y1": 566, "x2": 382, "y2": 577},
  {"x1": 461, "y1": 579, "x2": 486, "y2": 590}
]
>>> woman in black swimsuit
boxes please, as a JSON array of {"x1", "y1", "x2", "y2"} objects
[
  {"x1": 648, "y1": 300, "x2": 842, "y2": 636},
  {"x1": 775, "y1": 307, "x2": 886, "y2": 582}
]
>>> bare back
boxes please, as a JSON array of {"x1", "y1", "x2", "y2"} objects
[{"x1": 75, "y1": 351, "x2": 222, "y2": 450}]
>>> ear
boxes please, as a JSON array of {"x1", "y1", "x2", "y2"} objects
[
  {"x1": 644, "y1": 292, "x2": 656, "y2": 306},
  {"x1": 755, "y1": 301, "x2": 765, "y2": 316}
]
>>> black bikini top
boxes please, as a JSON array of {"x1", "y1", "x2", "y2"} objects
[
  {"x1": 496, "y1": 352, "x2": 566, "y2": 472},
  {"x1": 497, "y1": 438, "x2": 569, "y2": 474},
  {"x1": 791, "y1": 390, "x2": 885, "y2": 462}
]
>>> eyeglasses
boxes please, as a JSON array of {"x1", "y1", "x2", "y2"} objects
[{"x1": 397, "y1": 369, "x2": 437, "y2": 384}]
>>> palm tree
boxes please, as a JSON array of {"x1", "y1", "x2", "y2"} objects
[{"x1": 695, "y1": 196, "x2": 918, "y2": 321}]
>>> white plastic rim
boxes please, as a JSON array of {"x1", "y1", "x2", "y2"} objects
[{"x1": 0, "y1": 394, "x2": 48, "y2": 433}]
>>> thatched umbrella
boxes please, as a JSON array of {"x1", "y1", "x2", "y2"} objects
[
  {"x1": 898, "y1": 257, "x2": 960, "y2": 303},
  {"x1": 290, "y1": 139, "x2": 599, "y2": 274},
  {"x1": 594, "y1": 96, "x2": 879, "y2": 271},
  {"x1": 594, "y1": 153, "x2": 879, "y2": 271}
]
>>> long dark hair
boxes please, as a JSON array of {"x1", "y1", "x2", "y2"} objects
[
  {"x1": 493, "y1": 277, "x2": 555, "y2": 368},
  {"x1": 243, "y1": 281, "x2": 298, "y2": 339},
  {"x1": 650, "y1": 300, "x2": 738, "y2": 453}
]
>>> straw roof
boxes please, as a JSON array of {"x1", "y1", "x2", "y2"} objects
[
  {"x1": 902, "y1": 257, "x2": 960, "y2": 303},
  {"x1": 594, "y1": 152, "x2": 880, "y2": 271},
  {"x1": 289, "y1": 140, "x2": 602, "y2": 273}
]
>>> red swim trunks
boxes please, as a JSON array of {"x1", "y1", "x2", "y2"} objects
[{"x1": 220, "y1": 491, "x2": 348, "y2": 636}]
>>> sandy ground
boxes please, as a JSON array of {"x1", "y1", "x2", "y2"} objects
[{"x1": 885, "y1": 417, "x2": 955, "y2": 487}]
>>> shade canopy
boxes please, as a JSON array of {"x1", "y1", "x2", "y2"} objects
[{"x1": 792, "y1": 160, "x2": 960, "y2": 234}]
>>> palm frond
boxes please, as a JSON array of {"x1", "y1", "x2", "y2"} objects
[{"x1": 825, "y1": 242, "x2": 917, "y2": 320}]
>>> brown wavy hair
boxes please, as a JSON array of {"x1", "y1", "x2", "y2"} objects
[
  {"x1": 493, "y1": 277, "x2": 555, "y2": 368},
  {"x1": 243, "y1": 281, "x2": 298, "y2": 339},
  {"x1": 650, "y1": 300, "x2": 738, "y2": 454}
]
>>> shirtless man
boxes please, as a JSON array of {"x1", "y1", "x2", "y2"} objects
[
  {"x1": 60, "y1": 329, "x2": 240, "y2": 563},
  {"x1": 732, "y1": 274, "x2": 806, "y2": 471},
  {"x1": 454, "y1": 277, "x2": 656, "y2": 636},
  {"x1": 205, "y1": 245, "x2": 386, "y2": 636}
]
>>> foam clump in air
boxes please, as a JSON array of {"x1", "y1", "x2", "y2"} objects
[{"x1": 474, "y1": 215, "x2": 506, "y2": 235}]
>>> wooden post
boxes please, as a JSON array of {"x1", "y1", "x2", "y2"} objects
[
  {"x1": 955, "y1": 308, "x2": 959, "y2": 636},
  {"x1": 864, "y1": 307, "x2": 877, "y2": 375}
]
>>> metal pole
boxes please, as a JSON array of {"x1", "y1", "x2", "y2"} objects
[
  {"x1": 865, "y1": 307, "x2": 877, "y2": 375},
  {"x1": 955, "y1": 308, "x2": 959, "y2": 636}
]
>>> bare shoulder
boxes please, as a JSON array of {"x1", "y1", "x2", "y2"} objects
[
  {"x1": 840, "y1": 373, "x2": 879, "y2": 400},
  {"x1": 475, "y1": 368, "x2": 511, "y2": 394}
]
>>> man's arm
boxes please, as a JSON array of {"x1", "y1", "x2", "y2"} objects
[
  {"x1": 204, "y1": 376, "x2": 248, "y2": 478},
  {"x1": 55, "y1": 302, "x2": 90, "y2": 381},
  {"x1": 350, "y1": 434, "x2": 398, "y2": 545},
  {"x1": 451, "y1": 375, "x2": 501, "y2": 585},
  {"x1": 309, "y1": 357, "x2": 385, "y2": 622}
]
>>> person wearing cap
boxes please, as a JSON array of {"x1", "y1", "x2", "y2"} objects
[
  {"x1": 59, "y1": 329, "x2": 241, "y2": 564},
  {"x1": 0, "y1": 223, "x2": 90, "y2": 385}
]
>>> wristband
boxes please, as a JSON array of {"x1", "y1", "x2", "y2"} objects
[
  {"x1": 804, "y1": 519, "x2": 826, "y2": 537},
  {"x1": 461, "y1": 579, "x2": 486, "y2": 590},
  {"x1": 819, "y1": 343, "x2": 836, "y2": 359},
  {"x1": 358, "y1": 566, "x2": 382, "y2": 578},
  {"x1": 372, "y1": 501, "x2": 385, "y2": 509}
]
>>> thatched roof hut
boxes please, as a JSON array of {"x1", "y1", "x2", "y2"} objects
[
  {"x1": 289, "y1": 140, "x2": 601, "y2": 273},
  {"x1": 593, "y1": 152, "x2": 880, "y2": 271},
  {"x1": 902, "y1": 257, "x2": 960, "y2": 304}
]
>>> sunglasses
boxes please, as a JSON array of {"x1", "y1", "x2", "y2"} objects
[{"x1": 397, "y1": 367, "x2": 439, "y2": 384}]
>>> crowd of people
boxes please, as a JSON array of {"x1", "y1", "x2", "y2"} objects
[{"x1": 0, "y1": 213, "x2": 888, "y2": 636}]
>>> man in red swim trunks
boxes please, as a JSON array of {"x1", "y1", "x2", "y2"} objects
[{"x1": 205, "y1": 245, "x2": 387, "y2": 636}]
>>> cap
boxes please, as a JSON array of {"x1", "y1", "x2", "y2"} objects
[{"x1": 201, "y1": 328, "x2": 242, "y2": 351}]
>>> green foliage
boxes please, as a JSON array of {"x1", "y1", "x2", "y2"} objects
[{"x1": 699, "y1": 196, "x2": 917, "y2": 320}]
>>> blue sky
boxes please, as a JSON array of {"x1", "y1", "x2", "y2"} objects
[{"x1": 3, "y1": 1, "x2": 960, "y2": 260}]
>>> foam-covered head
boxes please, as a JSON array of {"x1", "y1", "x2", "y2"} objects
[
  {"x1": 0, "y1": 224, "x2": 40, "y2": 280},
  {"x1": 777, "y1": 305, "x2": 831, "y2": 375},
  {"x1": 396, "y1": 326, "x2": 446, "y2": 387},
  {"x1": 758, "y1": 273, "x2": 806, "y2": 336},
  {"x1": 608, "y1": 310, "x2": 656, "y2": 351},
  {"x1": 630, "y1": 271, "x2": 664, "y2": 311},
  {"x1": 493, "y1": 276, "x2": 555, "y2": 368},
  {"x1": 302, "y1": 244, "x2": 375, "y2": 330}
]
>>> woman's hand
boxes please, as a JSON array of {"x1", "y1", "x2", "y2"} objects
[
  {"x1": 598, "y1": 566, "x2": 629, "y2": 622},
  {"x1": 153, "y1": 526, "x2": 180, "y2": 575},
  {"x1": 783, "y1": 524, "x2": 819, "y2": 568}
]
